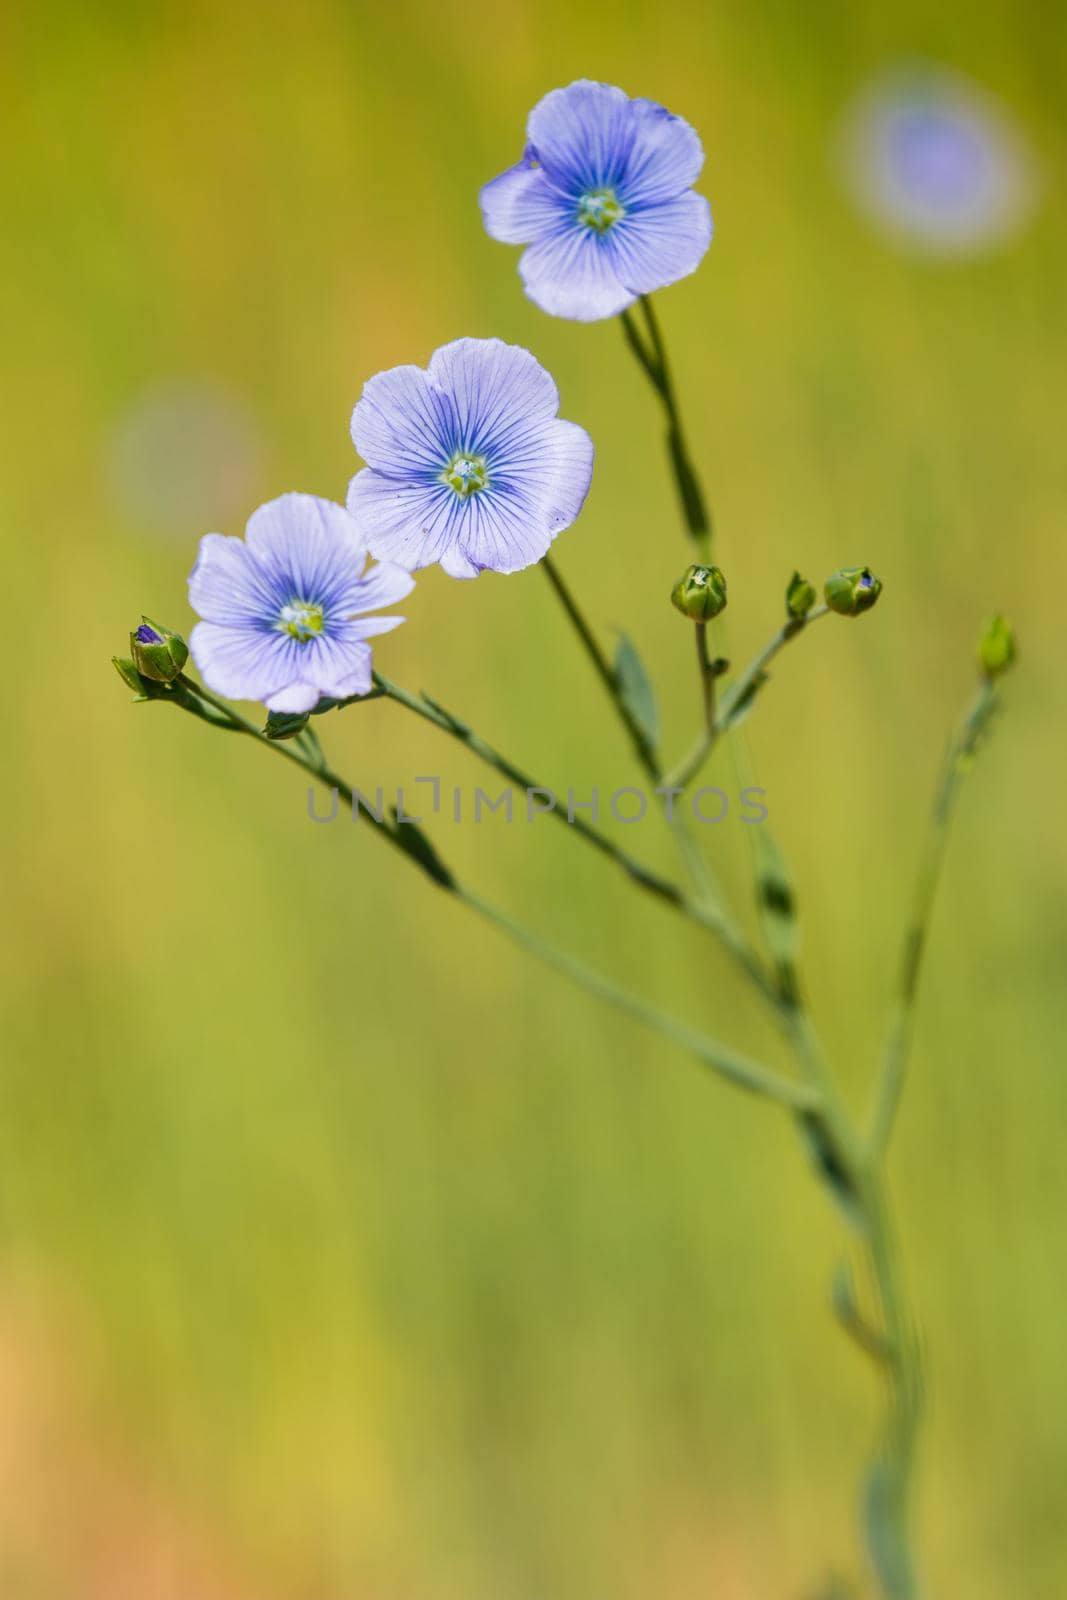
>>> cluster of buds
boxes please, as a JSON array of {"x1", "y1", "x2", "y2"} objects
[{"x1": 671, "y1": 563, "x2": 889, "y2": 625}]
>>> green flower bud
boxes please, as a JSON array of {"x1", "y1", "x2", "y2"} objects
[
  {"x1": 264, "y1": 709, "x2": 311, "y2": 740},
  {"x1": 978, "y1": 614, "x2": 1016, "y2": 678},
  {"x1": 671, "y1": 564, "x2": 727, "y2": 622},
  {"x1": 824, "y1": 566, "x2": 882, "y2": 617},
  {"x1": 786, "y1": 571, "x2": 818, "y2": 619},
  {"x1": 130, "y1": 617, "x2": 189, "y2": 682}
]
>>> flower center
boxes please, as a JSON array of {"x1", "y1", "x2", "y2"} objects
[
  {"x1": 577, "y1": 187, "x2": 625, "y2": 233},
  {"x1": 279, "y1": 600, "x2": 325, "y2": 642},
  {"x1": 442, "y1": 452, "x2": 489, "y2": 499}
]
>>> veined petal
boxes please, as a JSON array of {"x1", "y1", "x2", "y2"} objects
[
  {"x1": 351, "y1": 364, "x2": 454, "y2": 476},
  {"x1": 527, "y1": 79, "x2": 633, "y2": 190},
  {"x1": 348, "y1": 471, "x2": 464, "y2": 572},
  {"x1": 427, "y1": 337, "x2": 560, "y2": 454},
  {"x1": 264, "y1": 679, "x2": 327, "y2": 715},
  {"x1": 456, "y1": 417, "x2": 593, "y2": 573},
  {"x1": 620, "y1": 97, "x2": 706, "y2": 206},
  {"x1": 189, "y1": 621, "x2": 294, "y2": 702},
  {"x1": 298, "y1": 635, "x2": 375, "y2": 701},
  {"x1": 245, "y1": 493, "x2": 367, "y2": 603},
  {"x1": 519, "y1": 228, "x2": 635, "y2": 321},
  {"x1": 188, "y1": 533, "x2": 280, "y2": 626},
  {"x1": 479, "y1": 158, "x2": 570, "y2": 244},
  {"x1": 452, "y1": 489, "x2": 555, "y2": 575},
  {"x1": 609, "y1": 191, "x2": 713, "y2": 295},
  {"x1": 340, "y1": 613, "x2": 406, "y2": 641},
  {"x1": 340, "y1": 560, "x2": 416, "y2": 615}
]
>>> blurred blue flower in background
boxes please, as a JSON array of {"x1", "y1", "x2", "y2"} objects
[
  {"x1": 837, "y1": 65, "x2": 1039, "y2": 255},
  {"x1": 108, "y1": 379, "x2": 266, "y2": 538}
]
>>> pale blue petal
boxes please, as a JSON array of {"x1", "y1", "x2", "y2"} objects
[
  {"x1": 526, "y1": 80, "x2": 633, "y2": 190},
  {"x1": 348, "y1": 471, "x2": 463, "y2": 572},
  {"x1": 427, "y1": 337, "x2": 560, "y2": 449},
  {"x1": 341, "y1": 613, "x2": 406, "y2": 640},
  {"x1": 295, "y1": 635, "x2": 374, "y2": 701},
  {"x1": 245, "y1": 493, "x2": 365, "y2": 602},
  {"x1": 519, "y1": 228, "x2": 635, "y2": 321},
  {"x1": 264, "y1": 679, "x2": 329, "y2": 715},
  {"x1": 608, "y1": 191, "x2": 713, "y2": 295},
  {"x1": 619, "y1": 97, "x2": 705, "y2": 206},
  {"x1": 479, "y1": 158, "x2": 569, "y2": 244},
  {"x1": 189, "y1": 621, "x2": 293, "y2": 702},
  {"x1": 338, "y1": 560, "x2": 416, "y2": 615},
  {"x1": 351, "y1": 365, "x2": 454, "y2": 476},
  {"x1": 188, "y1": 533, "x2": 278, "y2": 625}
]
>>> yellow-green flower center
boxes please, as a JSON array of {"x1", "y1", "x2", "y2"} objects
[
  {"x1": 279, "y1": 600, "x2": 325, "y2": 642},
  {"x1": 443, "y1": 453, "x2": 489, "y2": 498},
  {"x1": 577, "y1": 187, "x2": 625, "y2": 234}
]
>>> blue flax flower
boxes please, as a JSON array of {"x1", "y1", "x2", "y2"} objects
[
  {"x1": 348, "y1": 337, "x2": 594, "y2": 579},
  {"x1": 188, "y1": 492, "x2": 414, "y2": 712},
  {"x1": 480, "y1": 79, "x2": 713, "y2": 321}
]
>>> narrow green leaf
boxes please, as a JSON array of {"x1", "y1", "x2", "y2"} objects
[
  {"x1": 753, "y1": 824, "x2": 799, "y2": 1002},
  {"x1": 720, "y1": 670, "x2": 769, "y2": 730},
  {"x1": 613, "y1": 632, "x2": 659, "y2": 752},
  {"x1": 390, "y1": 812, "x2": 455, "y2": 890}
]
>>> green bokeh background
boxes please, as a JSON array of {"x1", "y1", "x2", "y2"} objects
[{"x1": 2, "y1": 1, "x2": 1064, "y2": 1594}]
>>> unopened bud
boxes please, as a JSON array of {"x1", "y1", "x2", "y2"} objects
[
  {"x1": 824, "y1": 566, "x2": 882, "y2": 617},
  {"x1": 130, "y1": 617, "x2": 189, "y2": 682},
  {"x1": 786, "y1": 571, "x2": 817, "y2": 618},
  {"x1": 978, "y1": 614, "x2": 1016, "y2": 679},
  {"x1": 671, "y1": 564, "x2": 727, "y2": 622}
]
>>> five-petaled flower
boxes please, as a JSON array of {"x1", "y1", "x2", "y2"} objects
[
  {"x1": 479, "y1": 79, "x2": 713, "y2": 321},
  {"x1": 347, "y1": 337, "x2": 594, "y2": 579},
  {"x1": 188, "y1": 492, "x2": 414, "y2": 712}
]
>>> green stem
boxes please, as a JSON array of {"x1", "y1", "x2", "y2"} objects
[
  {"x1": 173, "y1": 676, "x2": 808, "y2": 1113},
  {"x1": 620, "y1": 300, "x2": 927, "y2": 1600},
  {"x1": 542, "y1": 552, "x2": 660, "y2": 780},
  {"x1": 868, "y1": 679, "x2": 999, "y2": 1160},
  {"x1": 374, "y1": 672, "x2": 677, "y2": 903},
  {"x1": 538, "y1": 558, "x2": 789, "y2": 1018},
  {"x1": 620, "y1": 295, "x2": 712, "y2": 555},
  {"x1": 695, "y1": 621, "x2": 715, "y2": 734},
  {"x1": 857, "y1": 1165, "x2": 924, "y2": 1600},
  {"x1": 662, "y1": 606, "x2": 830, "y2": 792},
  {"x1": 459, "y1": 888, "x2": 813, "y2": 1110},
  {"x1": 371, "y1": 672, "x2": 782, "y2": 1014}
]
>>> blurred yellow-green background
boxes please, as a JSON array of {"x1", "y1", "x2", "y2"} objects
[{"x1": 2, "y1": 1, "x2": 1064, "y2": 1595}]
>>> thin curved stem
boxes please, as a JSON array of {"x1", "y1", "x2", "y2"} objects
[
  {"x1": 662, "y1": 607, "x2": 831, "y2": 791},
  {"x1": 695, "y1": 621, "x2": 716, "y2": 733},
  {"x1": 538, "y1": 555, "x2": 793, "y2": 1020},
  {"x1": 858, "y1": 1165, "x2": 924, "y2": 1599},
  {"x1": 371, "y1": 671, "x2": 788, "y2": 1020},
  {"x1": 620, "y1": 296, "x2": 712, "y2": 555},
  {"x1": 169, "y1": 675, "x2": 809, "y2": 1113},
  {"x1": 868, "y1": 679, "x2": 999, "y2": 1160},
  {"x1": 542, "y1": 552, "x2": 660, "y2": 780}
]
